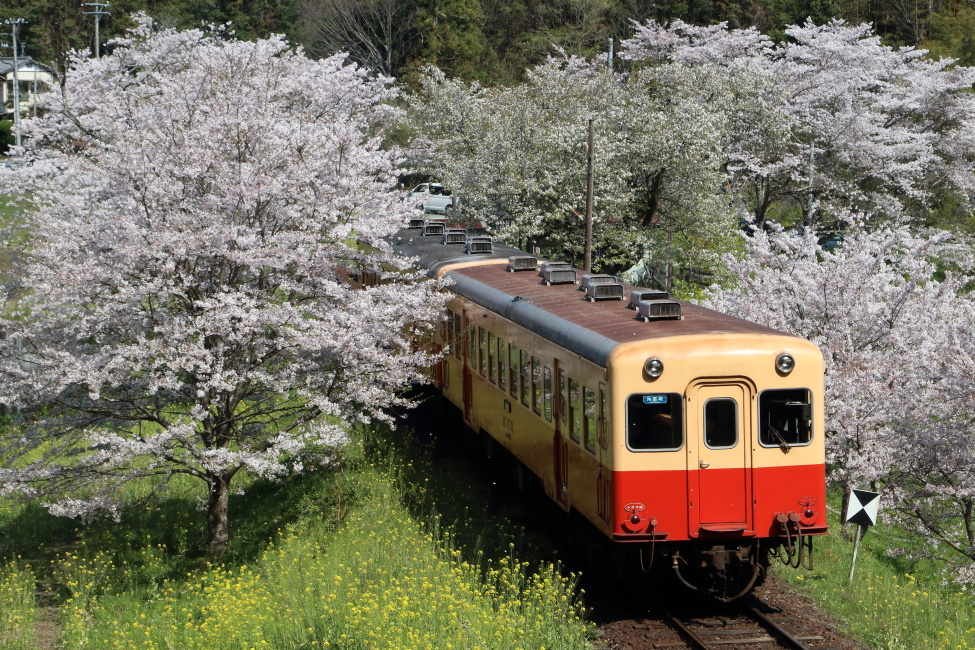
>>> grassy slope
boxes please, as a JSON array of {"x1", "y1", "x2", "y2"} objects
[
  {"x1": 773, "y1": 497, "x2": 975, "y2": 649},
  {"x1": 0, "y1": 422, "x2": 594, "y2": 649}
]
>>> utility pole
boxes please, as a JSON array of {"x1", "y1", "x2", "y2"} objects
[
  {"x1": 82, "y1": 3, "x2": 111, "y2": 58},
  {"x1": 607, "y1": 38, "x2": 614, "y2": 72},
  {"x1": 584, "y1": 119, "x2": 594, "y2": 273},
  {"x1": 3, "y1": 19, "x2": 27, "y2": 149}
]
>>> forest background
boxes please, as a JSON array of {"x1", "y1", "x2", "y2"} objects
[{"x1": 4, "y1": 0, "x2": 975, "y2": 85}]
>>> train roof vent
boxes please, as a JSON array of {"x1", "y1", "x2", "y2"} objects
[
  {"x1": 627, "y1": 289, "x2": 671, "y2": 310},
  {"x1": 637, "y1": 300, "x2": 683, "y2": 322},
  {"x1": 538, "y1": 261, "x2": 571, "y2": 277},
  {"x1": 507, "y1": 256, "x2": 538, "y2": 272},
  {"x1": 465, "y1": 236, "x2": 494, "y2": 254},
  {"x1": 422, "y1": 222, "x2": 446, "y2": 237},
  {"x1": 579, "y1": 273, "x2": 616, "y2": 292},
  {"x1": 407, "y1": 217, "x2": 425, "y2": 229},
  {"x1": 543, "y1": 268, "x2": 578, "y2": 286},
  {"x1": 441, "y1": 229, "x2": 467, "y2": 245},
  {"x1": 586, "y1": 283, "x2": 625, "y2": 301}
]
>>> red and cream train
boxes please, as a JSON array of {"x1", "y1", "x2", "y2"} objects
[{"x1": 394, "y1": 223, "x2": 828, "y2": 599}]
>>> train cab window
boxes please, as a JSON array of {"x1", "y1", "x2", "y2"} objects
[
  {"x1": 704, "y1": 399, "x2": 738, "y2": 449},
  {"x1": 569, "y1": 378, "x2": 582, "y2": 442},
  {"x1": 760, "y1": 389, "x2": 813, "y2": 448},
  {"x1": 509, "y1": 345, "x2": 518, "y2": 398},
  {"x1": 520, "y1": 350, "x2": 531, "y2": 407},
  {"x1": 488, "y1": 333, "x2": 496, "y2": 383},
  {"x1": 453, "y1": 312, "x2": 462, "y2": 359},
  {"x1": 543, "y1": 367, "x2": 553, "y2": 422},
  {"x1": 627, "y1": 394, "x2": 683, "y2": 451},
  {"x1": 584, "y1": 387, "x2": 597, "y2": 453},
  {"x1": 478, "y1": 327, "x2": 487, "y2": 376},
  {"x1": 497, "y1": 337, "x2": 506, "y2": 390},
  {"x1": 531, "y1": 357, "x2": 542, "y2": 414}
]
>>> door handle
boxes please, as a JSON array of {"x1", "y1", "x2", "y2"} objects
[{"x1": 699, "y1": 460, "x2": 710, "y2": 469}]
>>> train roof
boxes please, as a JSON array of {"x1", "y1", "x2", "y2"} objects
[{"x1": 391, "y1": 228, "x2": 791, "y2": 367}]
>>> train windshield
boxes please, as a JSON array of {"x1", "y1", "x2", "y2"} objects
[
  {"x1": 627, "y1": 393, "x2": 683, "y2": 451},
  {"x1": 759, "y1": 389, "x2": 813, "y2": 448}
]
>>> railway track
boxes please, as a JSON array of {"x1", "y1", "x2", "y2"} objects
[{"x1": 611, "y1": 600, "x2": 846, "y2": 649}]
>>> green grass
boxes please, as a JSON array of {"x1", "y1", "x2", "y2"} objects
[
  {"x1": 0, "y1": 561, "x2": 36, "y2": 649},
  {"x1": 774, "y1": 502, "x2": 975, "y2": 649},
  {"x1": 0, "y1": 421, "x2": 594, "y2": 649}
]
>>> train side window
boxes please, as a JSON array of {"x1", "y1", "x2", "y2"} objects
[
  {"x1": 627, "y1": 394, "x2": 683, "y2": 451},
  {"x1": 497, "y1": 337, "x2": 506, "y2": 390},
  {"x1": 453, "y1": 312, "x2": 462, "y2": 359},
  {"x1": 759, "y1": 389, "x2": 813, "y2": 448},
  {"x1": 468, "y1": 323, "x2": 476, "y2": 367},
  {"x1": 478, "y1": 327, "x2": 487, "y2": 376},
  {"x1": 599, "y1": 386, "x2": 608, "y2": 450},
  {"x1": 543, "y1": 366, "x2": 553, "y2": 422},
  {"x1": 488, "y1": 332, "x2": 496, "y2": 383},
  {"x1": 704, "y1": 398, "x2": 738, "y2": 449},
  {"x1": 445, "y1": 309, "x2": 453, "y2": 353},
  {"x1": 569, "y1": 378, "x2": 581, "y2": 443},
  {"x1": 583, "y1": 386, "x2": 597, "y2": 453},
  {"x1": 531, "y1": 357, "x2": 542, "y2": 414},
  {"x1": 509, "y1": 344, "x2": 518, "y2": 398},
  {"x1": 520, "y1": 350, "x2": 530, "y2": 407},
  {"x1": 558, "y1": 369, "x2": 567, "y2": 425}
]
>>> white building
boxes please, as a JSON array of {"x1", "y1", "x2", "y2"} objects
[{"x1": 1, "y1": 56, "x2": 55, "y2": 119}]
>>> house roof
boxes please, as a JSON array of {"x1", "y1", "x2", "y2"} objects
[{"x1": 0, "y1": 57, "x2": 55, "y2": 77}]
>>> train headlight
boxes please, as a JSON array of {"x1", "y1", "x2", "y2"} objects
[
  {"x1": 775, "y1": 353, "x2": 795, "y2": 375},
  {"x1": 644, "y1": 357, "x2": 664, "y2": 378}
]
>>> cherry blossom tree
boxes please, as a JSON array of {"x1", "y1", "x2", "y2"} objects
[
  {"x1": 0, "y1": 17, "x2": 446, "y2": 555},
  {"x1": 703, "y1": 224, "x2": 975, "y2": 585},
  {"x1": 404, "y1": 55, "x2": 739, "y2": 276},
  {"x1": 622, "y1": 19, "x2": 975, "y2": 230}
]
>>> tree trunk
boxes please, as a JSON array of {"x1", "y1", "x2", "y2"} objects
[{"x1": 207, "y1": 475, "x2": 231, "y2": 556}]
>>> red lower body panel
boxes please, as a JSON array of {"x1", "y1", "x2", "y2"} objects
[{"x1": 612, "y1": 464, "x2": 827, "y2": 542}]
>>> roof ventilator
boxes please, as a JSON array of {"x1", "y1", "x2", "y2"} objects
[
  {"x1": 543, "y1": 268, "x2": 578, "y2": 286},
  {"x1": 586, "y1": 283, "x2": 625, "y2": 301},
  {"x1": 579, "y1": 273, "x2": 617, "y2": 292},
  {"x1": 422, "y1": 222, "x2": 445, "y2": 237},
  {"x1": 441, "y1": 229, "x2": 467, "y2": 245},
  {"x1": 507, "y1": 256, "x2": 538, "y2": 272},
  {"x1": 465, "y1": 236, "x2": 494, "y2": 254},
  {"x1": 407, "y1": 217, "x2": 425, "y2": 229},
  {"x1": 637, "y1": 300, "x2": 683, "y2": 322},
  {"x1": 628, "y1": 290, "x2": 671, "y2": 310},
  {"x1": 538, "y1": 261, "x2": 571, "y2": 277}
]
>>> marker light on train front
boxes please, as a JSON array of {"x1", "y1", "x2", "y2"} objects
[
  {"x1": 775, "y1": 353, "x2": 795, "y2": 374},
  {"x1": 644, "y1": 357, "x2": 664, "y2": 378}
]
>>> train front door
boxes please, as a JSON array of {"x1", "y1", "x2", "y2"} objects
[{"x1": 687, "y1": 381, "x2": 753, "y2": 533}]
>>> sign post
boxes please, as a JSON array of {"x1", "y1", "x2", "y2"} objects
[{"x1": 845, "y1": 488, "x2": 881, "y2": 585}]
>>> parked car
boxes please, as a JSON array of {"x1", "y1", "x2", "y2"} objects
[{"x1": 407, "y1": 183, "x2": 458, "y2": 215}]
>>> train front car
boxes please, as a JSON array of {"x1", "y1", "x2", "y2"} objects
[
  {"x1": 393, "y1": 226, "x2": 827, "y2": 601},
  {"x1": 608, "y1": 319, "x2": 827, "y2": 600}
]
